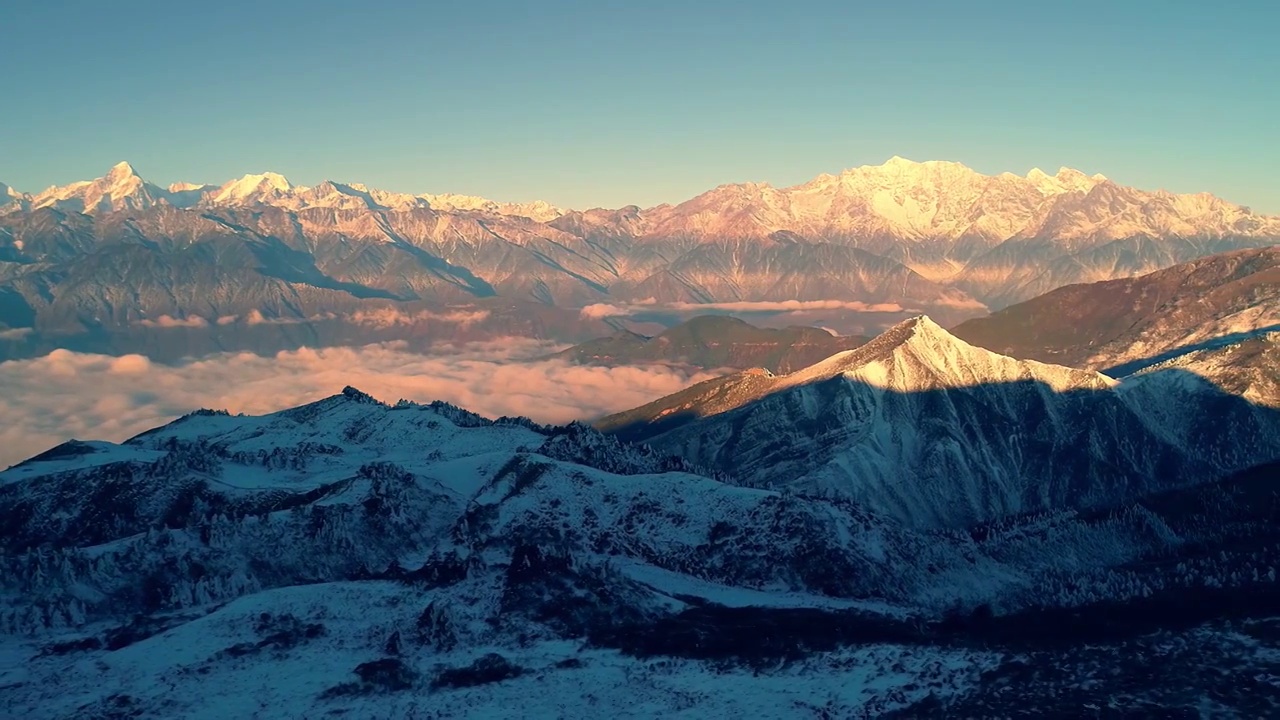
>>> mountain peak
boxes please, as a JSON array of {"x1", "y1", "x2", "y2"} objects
[
  {"x1": 251, "y1": 171, "x2": 291, "y2": 190},
  {"x1": 106, "y1": 161, "x2": 139, "y2": 181},
  {"x1": 789, "y1": 315, "x2": 950, "y2": 377},
  {"x1": 340, "y1": 385, "x2": 379, "y2": 404},
  {"x1": 785, "y1": 314, "x2": 1113, "y2": 393},
  {"x1": 211, "y1": 172, "x2": 294, "y2": 204},
  {"x1": 838, "y1": 315, "x2": 949, "y2": 359},
  {"x1": 882, "y1": 314, "x2": 944, "y2": 339},
  {"x1": 1056, "y1": 166, "x2": 1106, "y2": 183}
]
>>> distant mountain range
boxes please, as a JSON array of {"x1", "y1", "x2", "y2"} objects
[{"x1": 2, "y1": 158, "x2": 1276, "y2": 361}]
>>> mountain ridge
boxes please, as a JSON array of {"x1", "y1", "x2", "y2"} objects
[
  {"x1": 6, "y1": 157, "x2": 1274, "y2": 244},
  {"x1": 2, "y1": 159, "x2": 1277, "y2": 362},
  {"x1": 3, "y1": 373, "x2": 1280, "y2": 715},
  {"x1": 952, "y1": 245, "x2": 1280, "y2": 371},
  {"x1": 598, "y1": 315, "x2": 1280, "y2": 528}
]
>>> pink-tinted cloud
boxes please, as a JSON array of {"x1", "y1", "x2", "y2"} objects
[
  {"x1": 137, "y1": 314, "x2": 209, "y2": 328},
  {"x1": 581, "y1": 299, "x2": 908, "y2": 319},
  {"x1": 0, "y1": 341, "x2": 720, "y2": 468},
  {"x1": 348, "y1": 308, "x2": 491, "y2": 328},
  {"x1": 243, "y1": 309, "x2": 334, "y2": 326}
]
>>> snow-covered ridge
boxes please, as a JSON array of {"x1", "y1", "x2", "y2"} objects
[
  {"x1": 609, "y1": 315, "x2": 1116, "y2": 422},
  {"x1": 599, "y1": 315, "x2": 1280, "y2": 529},
  {"x1": 6, "y1": 163, "x2": 565, "y2": 221},
  {"x1": 9, "y1": 157, "x2": 1276, "y2": 243},
  {"x1": 781, "y1": 315, "x2": 1116, "y2": 393},
  {"x1": 635, "y1": 156, "x2": 1280, "y2": 257},
  {"x1": 2, "y1": 369, "x2": 1280, "y2": 716}
]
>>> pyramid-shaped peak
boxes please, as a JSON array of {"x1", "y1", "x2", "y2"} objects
[
  {"x1": 859, "y1": 314, "x2": 952, "y2": 351},
  {"x1": 783, "y1": 314, "x2": 1113, "y2": 393},
  {"x1": 785, "y1": 315, "x2": 956, "y2": 380},
  {"x1": 106, "y1": 161, "x2": 139, "y2": 179}
]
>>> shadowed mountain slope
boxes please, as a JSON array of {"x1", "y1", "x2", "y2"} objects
[{"x1": 598, "y1": 316, "x2": 1280, "y2": 529}]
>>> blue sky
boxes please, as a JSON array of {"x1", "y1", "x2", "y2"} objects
[{"x1": 3, "y1": 0, "x2": 1277, "y2": 212}]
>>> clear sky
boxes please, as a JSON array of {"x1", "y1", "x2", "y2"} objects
[{"x1": 3, "y1": 0, "x2": 1278, "y2": 212}]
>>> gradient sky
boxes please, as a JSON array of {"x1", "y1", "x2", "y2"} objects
[{"x1": 3, "y1": 0, "x2": 1278, "y2": 212}]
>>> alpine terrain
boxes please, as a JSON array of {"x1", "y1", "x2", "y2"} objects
[
  {"x1": 598, "y1": 316, "x2": 1280, "y2": 528},
  {"x1": 2, "y1": 159, "x2": 1277, "y2": 362},
  {"x1": 3, "y1": 318, "x2": 1280, "y2": 717},
  {"x1": 952, "y1": 245, "x2": 1280, "y2": 374}
]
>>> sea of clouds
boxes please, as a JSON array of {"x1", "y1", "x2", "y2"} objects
[{"x1": 0, "y1": 339, "x2": 720, "y2": 468}]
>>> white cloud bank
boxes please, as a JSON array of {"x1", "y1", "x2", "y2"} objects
[
  {"x1": 138, "y1": 314, "x2": 209, "y2": 328},
  {"x1": 133, "y1": 308, "x2": 487, "y2": 329},
  {"x1": 580, "y1": 300, "x2": 909, "y2": 319},
  {"x1": 0, "y1": 340, "x2": 720, "y2": 469}
]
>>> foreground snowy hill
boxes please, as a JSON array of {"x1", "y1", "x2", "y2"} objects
[{"x1": 2, "y1": 378, "x2": 1279, "y2": 716}]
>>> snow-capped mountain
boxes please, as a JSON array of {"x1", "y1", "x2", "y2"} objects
[
  {"x1": 0, "y1": 182, "x2": 27, "y2": 211},
  {"x1": 208, "y1": 171, "x2": 297, "y2": 207},
  {"x1": 421, "y1": 193, "x2": 564, "y2": 222},
  {"x1": 598, "y1": 316, "x2": 1280, "y2": 528},
  {"x1": 3, "y1": 384, "x2": 1280, "y2": 717},
  {"x1": 638, "y1": 158, "x2": 1113, "y2": 249},
  {"x1": 5, "y1": 164, "x2": 558, "y2": 219},
  {"x1": 0, "y1": 159, "x2": 1276, "y2": 363},
  {"x1": 27, "y1": 162, "x2": 169, "y2": 215},
  {"x1": 558, "y1": 156, "x2": 1280, "y2": 302}
]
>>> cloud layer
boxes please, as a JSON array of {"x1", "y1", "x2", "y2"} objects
[
  {"x1": 132, "y1": 308, "x2": 487, "y2": 329},
  {"x1": 0, "y1": 341, "x2": 719, "y2": 468},
  {"x1": 580, "y1": 299, "x2": 909, "y2": 319}
]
